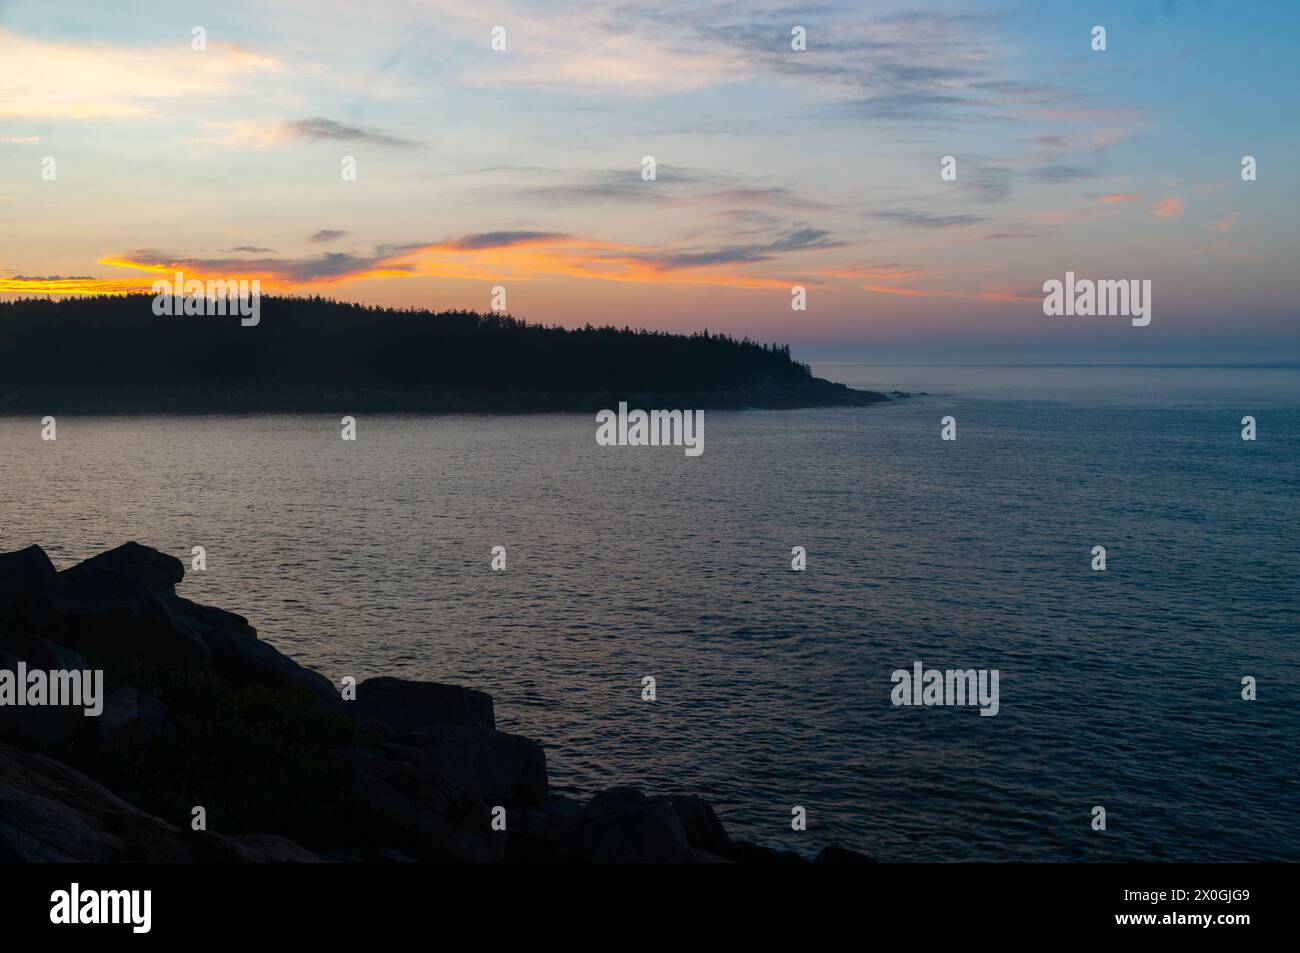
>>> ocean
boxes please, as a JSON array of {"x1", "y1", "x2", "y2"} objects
[{"x1": 3, "y1": 364, "x2": 1297, "y2": 860}]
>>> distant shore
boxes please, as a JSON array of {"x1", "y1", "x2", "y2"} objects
[
  {"x1": 0, "y1": 295, "x2": 888, "y2": 415},
  {"x1": 0, "y1": 378, "x2": 888, "y2": 415}
]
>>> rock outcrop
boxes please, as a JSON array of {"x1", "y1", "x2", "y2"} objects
[{"x1": 0, "y1": 742, "x2": 317, "y2": 862}]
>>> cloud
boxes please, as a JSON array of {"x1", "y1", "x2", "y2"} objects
[
  {"x1": 0, "y1": 29, "x2": 280, "y2": 119},
  {"x1": 1029, "y1": 164, "x2": 1096, "y2": 182},
  {"x1": 980, "y1": 225, "x2": 1057, "y2": 240},
  {"x1": 968, "y1": 165, "x2": 1013, "y2": 203},
  {"x1": 308, "y1": 230, "x2": 349, "y2": 244},
  {"x1": 871, "y1": 210, "x2": 987, "y2": 228},
  {"x1": 195, "y1": 117, "x2": 420, "y2": 149},
  {"x1": 1086, "y1": 192, "x2": 1142, "y2": 205},
  {"x1": 1154, "y1": 196, "x2": 1184, "y2": 219},
  {"x1": 630, "y1": 228, "x2": 840, "y2": 269},
  {"x1": 286, "y1": 118, "x2": 417, "y2": 148},
  {"x1": 11, "y1": 274, "x2": 94, "y2": 281},
  {"x1": 99, "y1": 249, "x2": 416, "y2": 284},
  {"x1": 417, "y1": 1, "x2": 754, "y2": 94},
  {"x1": 221, "y1": 246, "x2": 277, "y2": 253},
  {"x1": 444, "y1": 231, "x2": 571, "y2": 250},
  {"x1": 854, "y1": 92, "x2": 976, "y2": 120}
]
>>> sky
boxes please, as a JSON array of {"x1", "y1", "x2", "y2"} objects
[{"x1": 0, "y1": 0, "x2": 1296, "y2": 362}]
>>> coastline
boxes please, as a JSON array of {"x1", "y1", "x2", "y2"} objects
[{"x1": 0, "y1": 379, "x2": 888, "y2": 415}]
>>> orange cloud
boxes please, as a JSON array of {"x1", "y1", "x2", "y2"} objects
[
  {"x1": 5, "y1": 230, "x2": 819, "y2": 298},
  {"x1": 0, "y1": 276, "x2": 155, "y2": 295},
  {"x1": 1092, "y1": 192, "x2": 1142, "y2": 205},
  {"x1": 1154, "y1": 196, "x2": 1184, "y2": 219}
]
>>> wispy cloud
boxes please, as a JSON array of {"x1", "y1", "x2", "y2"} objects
[
  {"x1": 0, "y1": 29, "x2": 280, "y2": 119},
  {"x1": 284, "y1": 117, "x2": 418, "y2": 148},
  {"x1": 1029, "y1": 164, "x2": 1096, "y2": 182},
  {"x1": 871, "y1": 210, "x2": 987, "y2": 228},
  {"x1": 1154, "y1": 196, "x2": 1184, "y2": 219},
  {"x1": 195, "y1": 117, "x2": 418, "y2": 149},
  {"x1": 1086, "y1": 192, "x2": 1143, "y2": 205}
]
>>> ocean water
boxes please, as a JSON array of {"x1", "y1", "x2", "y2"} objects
[{"x1": 2, "y1": 365, "x2": 1298, "y2": 861}]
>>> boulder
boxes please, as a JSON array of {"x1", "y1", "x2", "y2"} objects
[
  {"x1": 348, "y1": 677, "x2": 495, "y2": 733},
  {"x1": 404, "y1": 725, "x2": 547, "y2": 808},
  {"x1": 62, "y1": 541, "x2": 184, "y2": 593},
  {"x1": 167, "y1": 594, "x2": 338, "y2": 705},
  {"x1": 329, "y1": 744, "x2": 503, "y2": 862},
  {"x1": 503, "y1": 796, "x2": 585, "y2": 862},
  {"x1": 13, "y1": 568, "x2": 211, "y2": 672},
  {"x1": 583, "y1": 785, "x2": 648, "y2": 816},
  {"x1": 574, "y1": 786, "x2": 695, "y2": 863},
  {"x1": 164, "y1": 595, "x2": 257, "y2": 639},
  {"x1": 663, "y1": 794, "x2": 732, "y2": 856},
  {"x1": 0, "y1": 742, "x2": 317, "y2": 862},
  {"x1": 0, "y1": 648, "x2": 88, "y2": 747},
  {"x1": 0, "y1": 626, "x2": 90, "y2": 672},
  {"x1": 0, "y1": 545, "x2": 56, "y2": 615}
]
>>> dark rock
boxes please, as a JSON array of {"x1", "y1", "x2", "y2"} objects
[
  {"x1": 503, "y1": 796, "x2": 585, "y2": 862},
  {"x1": 404, "y1": 725, "x2": 547, "y2": 808},
  {"x1": 13, "y1": 568, "x2": 211, "y2": 672},
  {"x1": 574, "y1": 791, "x2": 694, "y2": 863},
  {"x1": 547, "y1": 795, "x2": 584, "y2": 826},
  {"x1": 318, "y1": 846, "x2": 419, "y2": 863},
  {"x1": 165, "y1": 595, "x2": 256, "y2": 639},
  {"x1": 348, "y1": 676, "x2": 495, "y2": 733},
  {"x1": 583, "y1": 785, "x2": 647, "y2": 817},
  {"x1": 0, "y1": 626, "x2": 90, "y2": 672},
  {"x1": 663, "y1": 794, "x2": 732, "y2": 856},
  {"x1": 168, "y1": 594, "x2": 337, "y2": 705},
  {"x1": 0, "y1": 742, "x2": 317, "y2": 862},
  {"x1": 0, "y1": 545, "x2": 56, "y2": 615},
  {"x1": 0, "y1": 648, "x2": 89, "y2": 747},
  {"x1": 62, "y1": 541, "x2": 184, "y2": 593},
  {"x1": 330, "y1": 744, "x2": 503, "y2": 862},
  {"x1": 0, "y1": 634, "x2": 100, "y2": 749},
  {"x1": 815, "y1": 844, "x2": 876, "y2": 863},
  {"x1": 94, "y1": 685, "x2": 168, "y2": 752}
]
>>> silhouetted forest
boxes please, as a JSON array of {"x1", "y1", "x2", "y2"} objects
[{"x1": 0, "y1": 294, "x2": 882, "y2": 411}]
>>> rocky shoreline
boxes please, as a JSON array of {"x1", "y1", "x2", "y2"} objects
[{"x1": 1, "y1": 542, "x2": 872, "y2": 863}]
